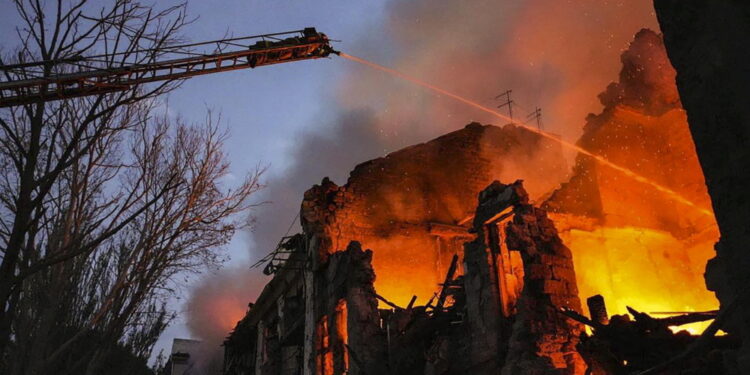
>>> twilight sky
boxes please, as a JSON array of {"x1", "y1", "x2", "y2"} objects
[{"x1": 0, "y1": 0, "x2": 659, "y2": 363}]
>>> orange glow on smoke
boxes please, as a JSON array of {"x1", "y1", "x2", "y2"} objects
[
  {"x1": 211, "y1": 297, "x2": 249, "y2": 334},
  {"x1": 553, "y1": 104, "x2": 719, "y2": 329},
  {"x1": 339, "y1": 53, "x2": 713, "y2": 219}
]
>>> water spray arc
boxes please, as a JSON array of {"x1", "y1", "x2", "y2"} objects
[{"x1": 338, "y1": 52, "x2": 714, "y2": 218}]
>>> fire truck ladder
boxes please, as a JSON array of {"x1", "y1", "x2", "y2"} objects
[{"x1": 0, "y1": 27, "x2": 338, "y2": 108}]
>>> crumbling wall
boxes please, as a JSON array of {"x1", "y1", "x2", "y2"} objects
[
  {"x1": 541, "y1": 29, "x2": 720, "y2": 328},
  {"x1": 324, "y1": 242, "x2": 388, "y2": 375},
  {"x1": 503, "y1": 184, "x2": 584, "y2": 374},
  {"x1": 301, "y1": 123, "x2": 567, "y2": 307},
  {"x1": 237, "y1": 122, "x2": 592, "y2": 375},
  {"x1": 233, "y1": 176, "x2": 593, "y2": 375},
  {"x1": 544, "y1": 29, "x2": 714, "y2": 237},
  {"x1": 223, "y1": 249, "x2": 307, "y2": 375},
  {"x1": 463, "y1": 180, "x2": 521, "y2": 374},
  {"x1": 464, "y1": 181, "x2": 585, "y2": 375}
]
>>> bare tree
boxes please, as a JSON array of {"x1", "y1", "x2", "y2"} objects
[
  {"x1": 0, "y1": 0, "x2": 190, "y2": 356},
  {"x1": 7, "y1": 108, "x2": 263, "y2": 374},
  {"x1": 0, "y1": 1, "x2": 264, "y2": 372}
]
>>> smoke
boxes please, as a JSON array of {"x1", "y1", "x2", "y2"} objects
[
  {"x1": 180, "y1": 110, "x2": 391, "y2": 369},
  {"x1": 185, "y1": 0, "x2": 659, "y2": 363},
  {"x1": 339, "y1": 0, "x2": 659, "y2": 144},
  {"x1": 250, "y1": 0, "x2": 658, "y2": 265},
  {"x1": 182, "y1": 266, "x2": 267, "y2": 370},
  {"x1": 563, "y1": 28, "x2": 713, "y2": 232},
  {"x1": 547, "y1": 29, "x2": 719, "y2": 321}
]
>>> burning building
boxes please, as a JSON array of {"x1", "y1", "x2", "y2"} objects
[
  {"x1": 223, "y1": 122, "x2": 584, "y2": 375},
  {"x1": 222, "y1": 29, "x2": 738, "y2": 375},
  {"x1": 544, "y1": 29, "x2": 719, "y2": 326}
]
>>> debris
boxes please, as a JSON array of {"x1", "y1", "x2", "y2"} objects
[
  {"x1": 561, "y1": 294, "x2": 741, "y2": 374},
  {"x1": 588, "y1": 295, "x2": 610, "y2": 325},
  {"x1": 375, "y1": 293, "x2": 404, "y2": 311},
  {"x1": 434, "y1": 254, "x2": 459, "y2": 313}
]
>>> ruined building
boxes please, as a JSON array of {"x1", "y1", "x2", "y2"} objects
[
  {"x1": 223, "y1": 122, "x2": 585, "y2": 375},
  {"x1": 222, "y1": 27, "x2": 743, "y2": 375}
]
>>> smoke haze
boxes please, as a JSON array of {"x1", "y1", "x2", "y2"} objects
[{"x1": 185, "y1": 0, "x2": 659, "y2": 358}]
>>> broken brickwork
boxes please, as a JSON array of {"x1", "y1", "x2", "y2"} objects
[
  {"x1": 464, "y1": 180, "x2": 584, "y2": 375},
  {"x1": 543, "y1": 29, "x2": 714, "y2": 238},
  {"x1": 222, "y1": 27, "x2": 739, "y2": 373},
  {"x1": 300, "y1": 123, "x2": 567, "y2": 309},
  {"x1": 320, "y1": 241, "x2": 387, "y2": 375},
  {"x1": 502, "y1": 182, "x2": 584, "y2": 374},
  {"x1": 223, "y1": 246, "x2": 307, "y2": 375},
  {"x1": 225, "y1": 125, "x2": 592, "y2": 375},
  {"x1": 227, "y1": 178, "x2": 587, "y2": 375}
]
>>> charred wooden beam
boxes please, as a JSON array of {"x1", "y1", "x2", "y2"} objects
[
  {"x1": 587, "y1": 294, "x2": 609, "y2": 325},
  {"x1": 374, "y1": 293, "x2": 404, "y2": 311},
  {"x1": 558, "y1": 307, "x2": 606, "y2": 331},
  {"x1": 428, "y1": 222, "x2": 473, "y2": 238},
  {"x1": 659, "y1": 312, "x2": 717, "y2": 327},
  {"x1": 406, "y1": 295, "x2": 417, "y2": 310},
  {"x1": 435, "y1": 254, "x2": 459, "y2": 313}
]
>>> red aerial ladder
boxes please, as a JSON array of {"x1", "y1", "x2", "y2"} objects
[{"x1": 0, "y1": 27, "x2": 337, "y2": 108}]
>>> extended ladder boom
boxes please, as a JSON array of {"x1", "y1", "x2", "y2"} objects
[{"x1": 0, "y1": 28, "x2": 337, "y2": 108}]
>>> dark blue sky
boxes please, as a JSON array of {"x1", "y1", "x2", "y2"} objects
[{"x1": 160, "y1": 0, "x2": 394, "y2": 264}]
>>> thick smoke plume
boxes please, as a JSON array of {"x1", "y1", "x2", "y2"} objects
[{"x1": 185, "y1": 0, "x2": 659, "y2": 360}]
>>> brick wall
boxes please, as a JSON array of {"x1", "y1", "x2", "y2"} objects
[{"x1": 301, "y1": 122, "x2": 568, "y2": 306}]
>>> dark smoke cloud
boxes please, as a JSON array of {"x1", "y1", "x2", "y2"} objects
[
  {"x1": 339, "y1": 0, "x2": 659, "y2": 145},
  {"x1": 185, "y1": 0, "x2": 659, "y2": 360}
]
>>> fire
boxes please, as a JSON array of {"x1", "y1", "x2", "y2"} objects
[
  {"x1": 552, "y1": 80, "x2": 721, "y2": 329},
  {"x1": 336, "y1": 41, "x2": 720, "y2": 328},
  {"x1": 558, "y1": 224, "x2": 718, "y2": 332},
  {"x1": 359, "y1": 236, "x2": 452, "y2": 307}
]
